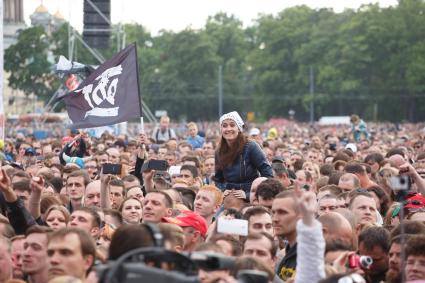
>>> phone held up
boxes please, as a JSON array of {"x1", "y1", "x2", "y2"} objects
[{"x1": 102, "y1": 163, "x2": 122, "y2": 175}]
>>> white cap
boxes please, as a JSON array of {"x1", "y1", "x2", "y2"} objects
[
  {"x1": 219, "y1": 111, "x2": 244, "y2": 132},
  {"x1": 345, "y1": 143, "x2": 358, "y2": 153},
  {"x1": 249, "y1": 128, "x2": 260, "y2": 136}
]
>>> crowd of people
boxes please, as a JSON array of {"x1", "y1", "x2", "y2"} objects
[{"x1": 0, "y1": 112, "x2": 425, "y2": 283}]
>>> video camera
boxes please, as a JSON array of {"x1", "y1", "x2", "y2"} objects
[{"x1": 96, "y1": 247, "x2": 268, "y2": 283}]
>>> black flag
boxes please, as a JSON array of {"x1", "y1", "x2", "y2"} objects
[{"x1": 63, "y1": 43, "x2": 142, "y2": 129}]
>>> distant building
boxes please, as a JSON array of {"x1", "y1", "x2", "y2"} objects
[
  {"x1": 3, "y1": 1, "x2": 67, "y2": 115},
  {"x1": 4, "y1": 0, "x2": 26, "y2": 49},
  {"x1": 30, "y1": 3, "x2": 66, "y2": 33}
]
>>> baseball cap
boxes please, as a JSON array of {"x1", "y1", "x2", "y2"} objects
[
  {"x1": 114, "y1": 140, "x2": 127, "y2": 148},
  {"x1": 24, "y1": 148, "x2": 36, "y2": 156},
  {"x1": 162, "y1": 210, "x2": 207, "y2": 237},
  {"x1": 405, "y1": 194, "x2": 425, "y2": 210},
  {"x1": 249, "y1": 128, "x2": 260, "y2": 136},
  {"x1": 345, "y1": 143, "x2": 358, "y2": 153},
  {"x1": 272, "y1": 156, "x2": 285, "y2": 164},
  {"x1": 267, "y1": 128, "x2": 278, "y2": 140}
]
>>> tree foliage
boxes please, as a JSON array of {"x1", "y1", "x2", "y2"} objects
[{"x1": 5, "y1": 0, "x2": 425, "y2": 121}]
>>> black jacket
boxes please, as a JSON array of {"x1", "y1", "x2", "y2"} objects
[
  {"x1": 276, "y1": 243, "x2": 297, "y2": 281},
  {"x1": 5, "y1": 198, "x2": 37, "y2": 235},
  {"x1": 214, "y1": 140, "x2": 273, "y2": 195}
]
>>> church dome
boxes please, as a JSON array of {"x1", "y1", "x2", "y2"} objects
[
  {"x1": 35, "y1": 4, "x2": 49, "y2": 14},
  {"x1": 53, "y1": 10, "x2": 64, "y2": 20},
  {"x1": 30, "y1": 3, "x2": 52, "y2": 28}
]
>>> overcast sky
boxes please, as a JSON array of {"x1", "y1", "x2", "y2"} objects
[{"x1": 24, "y1": 0, "x2": 398, "y2": 34}]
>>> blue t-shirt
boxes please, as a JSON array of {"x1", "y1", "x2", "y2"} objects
[{"x1": 187, "y1": 135, "x2": 204, "y2": 149}]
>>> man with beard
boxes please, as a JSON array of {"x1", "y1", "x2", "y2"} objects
[
  {"x1": 358, "y1": 226, "x2": 390, "y2": 283},
  {"x1": 386, "y1": 235, "x2": 402, "y2": 283},
  {"x1": 386, "y1": 220, "x2": 425, "y2": 283}
]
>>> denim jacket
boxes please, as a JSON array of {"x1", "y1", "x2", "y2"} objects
[{"x1": 214, "y1": 140, "x2": 273, "y2": 195}]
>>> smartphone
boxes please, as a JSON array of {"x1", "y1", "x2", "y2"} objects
[
  {"x1": 141, "y1": 160, "x2": 168, "y2": 172},
  {"x1": 216, "y1": 218, "x2": 248, "y2": 236},
  {"x1": 102, "y1": 163, "x2": 122, "y2": 175}
]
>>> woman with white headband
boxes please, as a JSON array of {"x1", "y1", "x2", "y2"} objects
[{"x1": 214, "y1": 111, "x2": 273, "y2": 200}]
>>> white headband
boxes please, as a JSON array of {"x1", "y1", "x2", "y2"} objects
[{"x1": 220, "y1": 111, "x2": 244, "y2": 132}]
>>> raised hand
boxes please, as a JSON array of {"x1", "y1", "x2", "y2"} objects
[
  {"x1": 30, "y1": 176, "x2": 45, "y2": 194},
  {"x1": 139, "y1": 133, "x2": 148, "y2": 145},
  {"x1": 100, "y1": 173, "x2": 113, "y2": 185},
  {"x1": 232, "y1": 189, "x2": 246, "y2": 200},
  {"x1": 0, "y1": 169, "x2": 17, "y2": 202},
  {"x1": 0, "y1": 169, "x2": 12, "y2": 192},
  {"x1": 293, "y1": 181, "x2": 317, "y2": 226}
]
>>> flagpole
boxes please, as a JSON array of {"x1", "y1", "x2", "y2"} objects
[
  {"x1": 140, "y1": 117, "x2": 144, "y2": 134},
  {"x1": 133, "y1": 43, "x2": 146, "y2": 151},
  {"x1": 133, "y1": 43, "x2": 144, "y2": 134}
]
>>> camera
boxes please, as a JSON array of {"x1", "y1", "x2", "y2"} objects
[
  {"x1": 348, "y1": 255, "x2": 373, "y2": 269},
  {"x1": 329, "y1": 143, "x2": 337, "y2": 151},
  {"x1": 96, "y1": 247, "x2": 268, "y2": 283},
  {"x1": 389, "y1": 175, "x2": 410, "y2": 191}
]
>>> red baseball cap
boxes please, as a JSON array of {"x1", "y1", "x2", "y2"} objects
[
  {"x1": 405, "y1": 194, "x2": 425, "y2": 209},
  {"x1": 163, "y1": 211, "x2": 208, "y2": 237}
]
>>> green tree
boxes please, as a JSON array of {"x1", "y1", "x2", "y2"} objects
[{"x1": 5, "y1": 26, "x2": 54, "y2": 100}]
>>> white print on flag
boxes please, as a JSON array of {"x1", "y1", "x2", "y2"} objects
[{"x1": 75, "y1": 65, "x2": 123, "y2": 118}]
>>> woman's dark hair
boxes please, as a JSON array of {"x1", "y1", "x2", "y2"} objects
[
  {"x1": 221, "y1": 208, "x2": 243, "y2": 219},
  {"x1": 367, "y1": 185, "x2": 391, "y2": 215},
  {"x1": 232, "y1": 256, "x2": 274, "y2": 281},
  {"x1": 217, "y1": 132, "x2": 247, "y2": 170},
  {"x1": 108, "y1": 224, "x2": 155, "y2": 260}
]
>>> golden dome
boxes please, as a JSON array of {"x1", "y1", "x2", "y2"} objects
[
  {"x1": 53, "y1": 10, "x2": 64, "y2": 20},
  {"x1": 35, "y1": 4, "x2": 49, "y2": 14}
]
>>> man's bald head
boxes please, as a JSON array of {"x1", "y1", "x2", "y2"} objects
[
  {"x1": 84, "y1": 180, "x2": 101, "y2": 208},
  {"x1": 388, "y1": 154, "x2": 406, "y2": 169},
  {"x1": 319, "y1": 212, "x2": 354, "y2": 248},
  {"x1": 250, "y1": 177, "x2": 268, "y2": 203},
  {"x1": 338, "y1": 173, "x2": 360, "y2": 192}
]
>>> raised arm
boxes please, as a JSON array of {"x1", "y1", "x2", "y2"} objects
[
  {"x1": 0, "y1": 169, "x2": 36, "y2": 234},
  {"x1": 399, "y1": 162, "x2": 425, "y2": 197},
  {"x1": 293, "y1": 183, "x2": 326, "y2": 283},
  {"x1": 28, "y1": 176, "x2": 44, "y2": 219},
  {"x1": 100, "y1": 173, "x2": 112, "y2": 209}
]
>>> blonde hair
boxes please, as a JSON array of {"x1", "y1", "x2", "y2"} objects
[
  {"x1": 187, "y1": 122, "x2": 197, "y2": 129},
  {"x1": 302, "y1": 161, "x2": 321, "y2": 180},
  {"x1": 45, "y1": 205, "x2": 70, "y2": 225},
  {"x1": 199, "y1": 185, "x2": 224, "y2": 206},
  {"x1": 160, "y1": 116, "x2": 170, "y2": 123}
]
